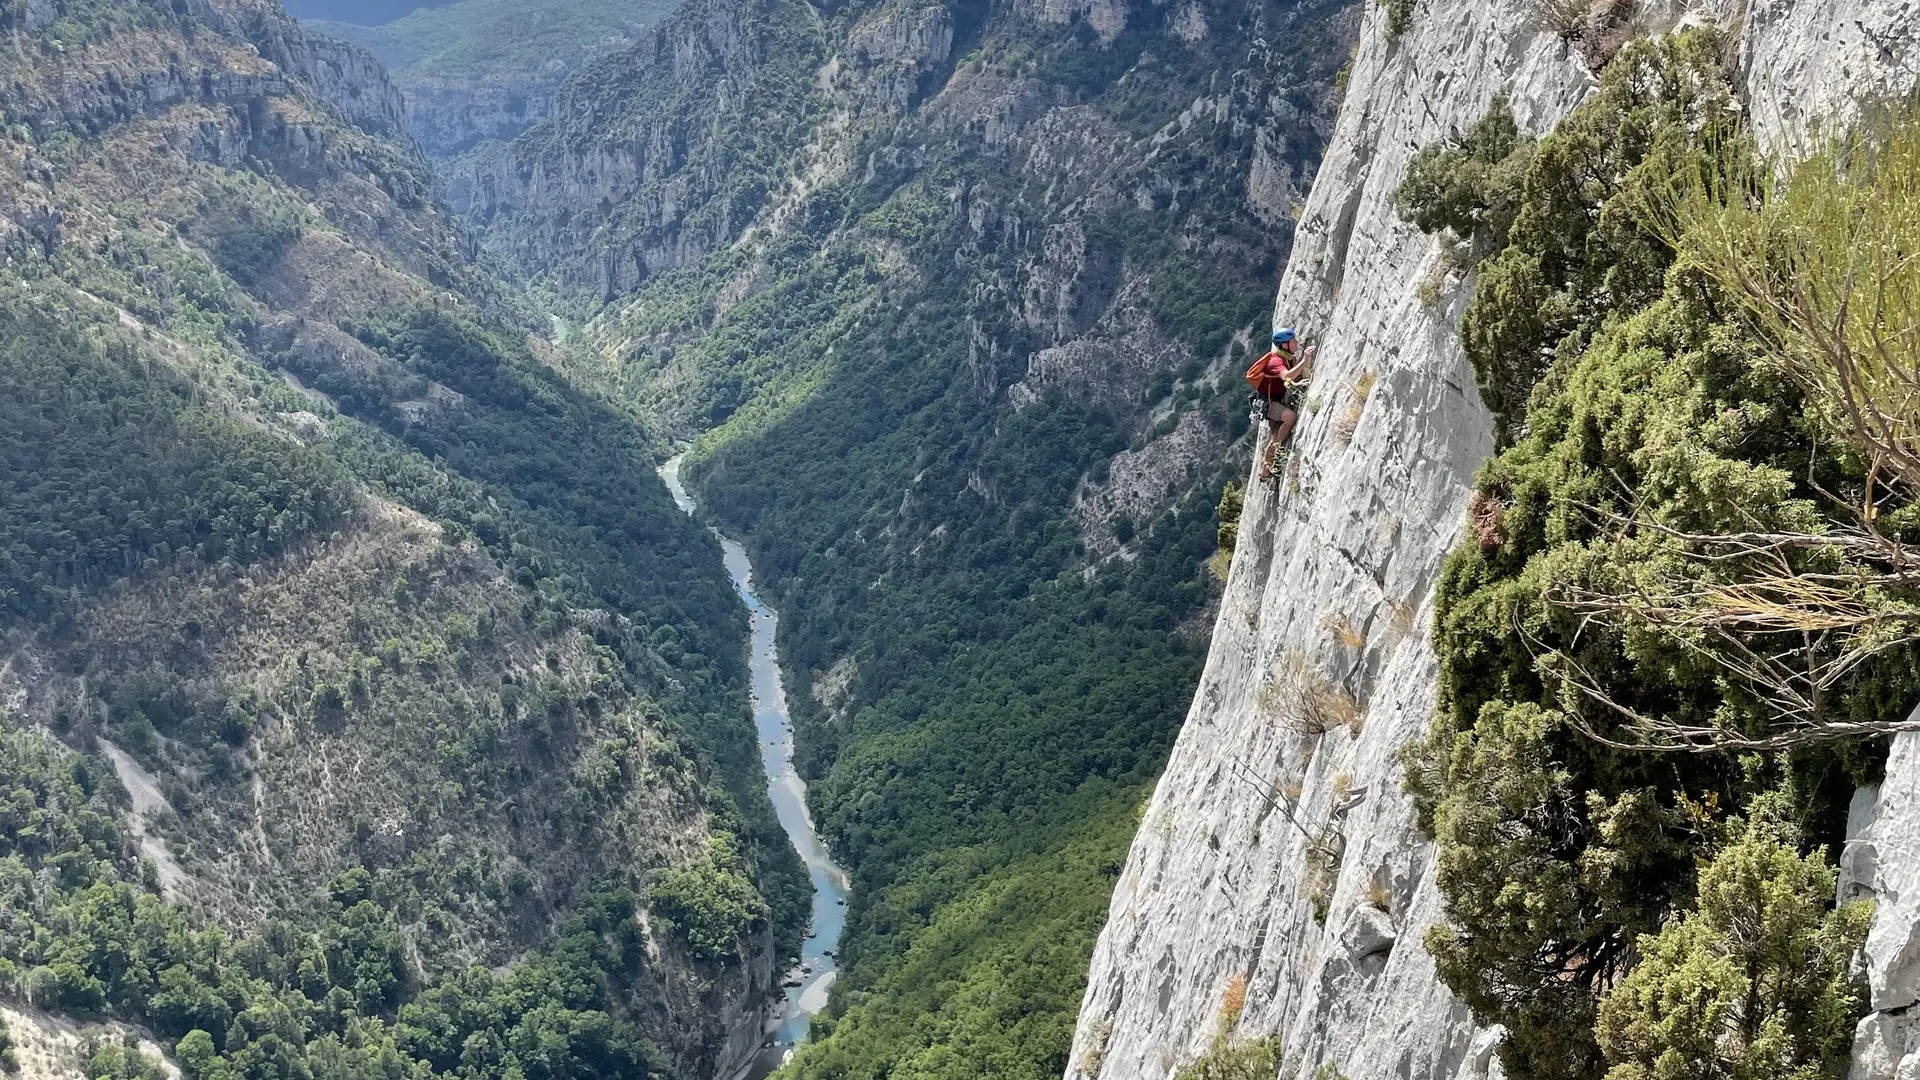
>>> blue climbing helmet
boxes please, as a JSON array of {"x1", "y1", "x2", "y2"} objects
[{"x1": 1272, "y1": 328, "x2": 1297, "y2": 346}]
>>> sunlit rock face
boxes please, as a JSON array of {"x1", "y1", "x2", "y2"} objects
[
  {"x1": 1066, "y1": 2, "x2": 1920, "y2": 1078},
  {"x1": 1845, "y1": 721, "x2": 1920, "y2": 1080}
]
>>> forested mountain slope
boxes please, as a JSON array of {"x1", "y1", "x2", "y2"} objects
[
  {"x1": 0, "y1": 1, "x2": 802, "y2": 1075},
  {"x1": 452, "y1": 0, "x2": 1357, "y2": 1073}
]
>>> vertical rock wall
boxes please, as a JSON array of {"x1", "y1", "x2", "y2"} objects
[
  {"x1": 1739, "y1": 0, "x2": 1919, "y2": 154},
  {"x1": 1068, "y1": 1, "x2": 1920, "y2": 1078},
  {"x1": 1066, "y1": 3, "x2": 1586, "y2": 1075},
  {"x1": 1842, "y1": 728, "x2": 1920, "y2": 1080}
]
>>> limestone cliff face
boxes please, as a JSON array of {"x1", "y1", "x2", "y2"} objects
[
  {"x1": 1066, "y1": 8, "x2": 1584, "y2": 1075},
  {"x1": 264, "y1": 20, "x2": 417, "y2": 147},
  {"x1": 402, "y1": 77, "x2": 560, "y2": 159},
  {"x1": 1067, "y1": 2, "x2": 1920, "y2": 1078},
  {"x1": 1839, "y1": 729, "x2": 1920, "y2": 1080},
  {"x1": 442, "y1": 0, "x2": 800, "y2": 297},
  {"x1": 0, "y1": 0, "x2": 412, "y2": 149}
]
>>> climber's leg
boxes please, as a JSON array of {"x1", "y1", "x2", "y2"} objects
[{"x1": 1259, "y1": 418, "x2": 1284, "y2": 481}]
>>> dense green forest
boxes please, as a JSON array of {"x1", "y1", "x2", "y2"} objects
[
  {"x1": 0, "y1": 714, "x2": 671, "y2": 1080},
  {"x1": 0, "y1": 300, "x2": 352, "y2": 625},
  {"x1": 1401, "y1": 32, "x2": 1911, "y2": 1080}
]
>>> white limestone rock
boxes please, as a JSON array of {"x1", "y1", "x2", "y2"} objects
[
  {"x1": 1741, "y1": 0, "x2": 1920, "y2": 156},
  {"x1": 1849, "y1": 730, "x2": 1920, "y2": 1080},
  {"x1": 846, "y1": 1, "x2": 956, "y2": 108},
  {"x1": 1066, "y1": 2, "x2": 1588, "y2": 1075}
]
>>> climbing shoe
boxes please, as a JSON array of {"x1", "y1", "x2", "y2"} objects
[{"x1": 1264, "y1": 448, "x2": 1291, "y2": 483}]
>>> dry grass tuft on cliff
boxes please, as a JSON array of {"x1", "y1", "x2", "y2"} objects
[
  {"x1": 1261, "y1": 651, "x2": 1366, "y2": 736},
  {"x1": 1331, "y1": 371, "x2": 1376, "y2": 444},
  {"x1": 1172, "y1": 972, "x2": 1277, "y2": 1080},
  {"x1": 1323, "y1": 613, "x2": 1367, "y2": 650},
  {"x1": 1219, "y1": 973, "x2": 1248, "y2": 1028},
  {"x1": 1534, "y1": 0, "x2": 1645, "y2": 68}
]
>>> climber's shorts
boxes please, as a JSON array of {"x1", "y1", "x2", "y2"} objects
[{"x1": 1265, "y1": 387, "x2": 1304, "y2": 421}]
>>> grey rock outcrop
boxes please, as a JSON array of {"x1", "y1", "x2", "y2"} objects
[
  {"x1": 845, "y1": 2, "x2": 955, "y2": 110},
  {"x1": 1843, "y1": 728, "x2": 1920, "y2": 1080},
  {"x1": 1017, "y1": 0, "x2": 1129, "y2": 45},
  {"x1": 1068, "y1": 0, "x2": 1920, "y2": 1078},
  {"x1": 444, "y1": 0, "x2": 788, "y2": 295},
  {"x1": 0, "y1": 0, "x2": 414, "y2": 155},
  {"x1": 266, "y1": 23, "x2": 416, "y2": 147},
  {"x1": 442, "y1": 0, "x2": 969, "y2": 294},
  {"x1": 3, "y1": 0, "x2": 55, "y2": 33},
  {"x1": 1740, "y1": 0, "x2": 1919, "y2": 154}
]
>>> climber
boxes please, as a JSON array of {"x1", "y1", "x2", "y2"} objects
[{"x1": 1245, "y1": 328, "x2": 1316, "y2": 483}]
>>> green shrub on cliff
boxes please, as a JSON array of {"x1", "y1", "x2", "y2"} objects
[
  {"x1": 1394, "y1": 95, "x2": 1531, "y2": 252},
  {"x1": 83, "y1": 1034, "x2": 169, "y2": 1080},
  {"x1": 203, "y1": 207, "x2": 303, "y2": 288},
  {"x1": 1216, "y1": 482, "x2": 1245, "y2": 555},
  {"x1": 1175, "y1": 1035, "x2": 1281, "y2": 1080},
  {"x1": 1595, "y1": 806, "x2": 1870, "y2": 1080},
  {"x1": 1397, "y1": 33, "x2": 1737, "y2": 440},
  {"x1": 1380, "y1": 0, "x2": 1418, "y2": 41},
  {"x1": 1398, "y1": 30, "x2": 1912, "y2": 1080}
]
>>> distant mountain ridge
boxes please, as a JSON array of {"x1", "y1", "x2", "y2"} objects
[
  {"x1": 305, "y1": 0, "x2": 683, "y2": 158},
  {"x1": 282, "y1": 0, "x2": 458, "y2": 23}
]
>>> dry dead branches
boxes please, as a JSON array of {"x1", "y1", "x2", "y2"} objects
[
  {"x1": 1663, "y1": 107, "x2": 1920, "y2": 503},
  {"x1": 1538, "y1": 513, "x2": 1920, "y2": 752},
  {"x1": 1539, "y1": 108, "x2": 1920, "y2": 752},
  {"x1": 1261, "y1": 651, "x2": 1366, "y2": 736}
]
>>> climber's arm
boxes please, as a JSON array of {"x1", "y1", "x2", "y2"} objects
[{"x1": 1287, "y1": 344, "x2": 1317, "y2": 383}]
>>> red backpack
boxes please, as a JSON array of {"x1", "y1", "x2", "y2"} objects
[{"x1": 1244, "y1": 350, "x2": 1287, "y2": 398}]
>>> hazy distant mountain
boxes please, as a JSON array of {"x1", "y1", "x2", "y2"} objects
[
  {"x1": 305, "y1": 0, "x2": 679, "y2": 157},
  {"x1": 305, "y1": 0, "x2": 668, "y2": 79},
  {"x1": 283, "y1": 0, "x2": 458, "y2": 24}
]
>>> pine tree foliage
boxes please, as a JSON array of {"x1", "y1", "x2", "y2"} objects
[{"x1": 1596, "y1": 808, "x2": 1870, "y2": 1080}]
